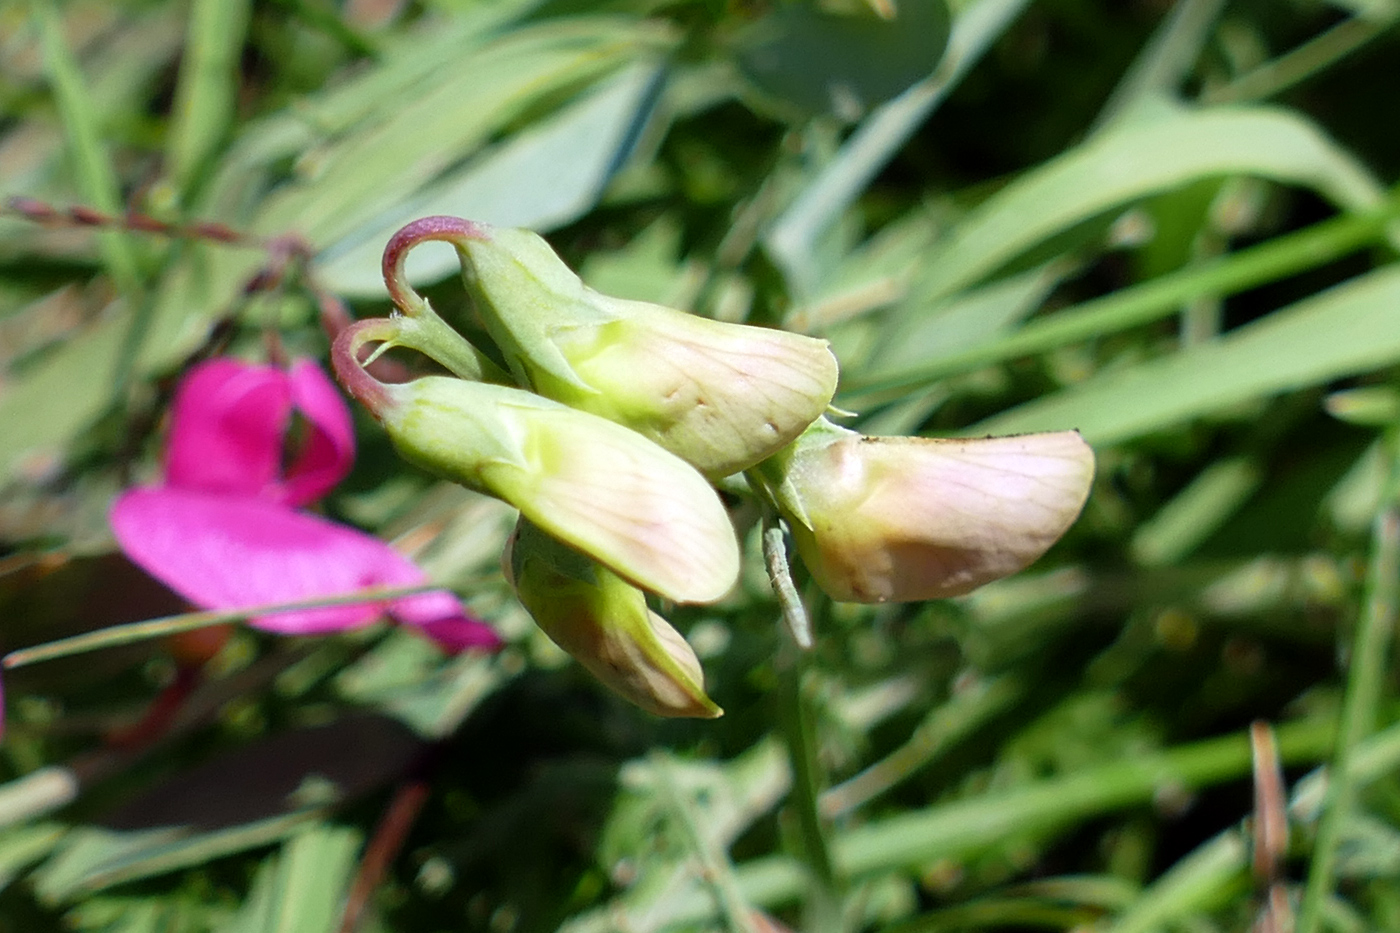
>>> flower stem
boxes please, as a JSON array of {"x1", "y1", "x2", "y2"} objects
[{"x1": 778, "y1": 645, "x2": 844, "y2": 933}]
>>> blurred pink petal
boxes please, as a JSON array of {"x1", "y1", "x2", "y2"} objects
[
  {"x1": 164, "y1": 359, "x2": 291, "y2": 498},
  {"x1": 410, "y1": 616, "x2": 505, "y2": 652},
  {"x1": 111, "y1": 487, "x2": 498, "y2": 650},
  {"x1": 281, "y1": 358, "x2": 356, "y2": 507}
]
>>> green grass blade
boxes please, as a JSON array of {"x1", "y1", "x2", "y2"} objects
[
  {"x1": 31, "y1": 0, "x2": 142, "y2": 299},
  {"x1": 1092, "y1": 0, "x2": 1226, "y2": 132},
  {"x1": 909, "y1": 105, "x2": 1386, "y2": 306},
  {"x1": 1298, "y1": 506, "x2": 1400, "y2": 932},
  {"x1": 763, "y1": 0, "x2": 1032, "y2": 294},
  {"x1": 974, "y1": 263, "x2": 1400, "y2": 445},
  {"x1": 165, "y1": 0, "x2": 252, "y2": 201},
  {"x1": 842, "y1": 205, "x2": 1393, "y2": 398},
  {"x1": 1100, "y1": 830, "x2": 1247, "y2": 933}
]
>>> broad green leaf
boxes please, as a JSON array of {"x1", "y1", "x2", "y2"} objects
[
  {"x1": 912, "y1": 105, "x2": 1386, "y2": 304},
  {"x1": 251, "y1": 18, "x2": 675, "y2": 243},
  {"x1": 976, "y1": 263, "x2": 1400, "y2": 445},
  {"x1": 317, "y1": 61, "x2": 667, "y2": 296},
  {"x1": 737, "y1": 0, "x2": 950, "y2": 118},
  {"x1": 0, "y1": 306, "x2": 126, "y2": 485},
  {"x1": 764, "y1": 0, "x2": 1031, "y2": 293}
]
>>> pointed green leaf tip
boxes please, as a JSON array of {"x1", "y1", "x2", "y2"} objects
[
  {"x1": 333, "y1": 322, "x2": 740, "y2": 604},
  {"x1": 385, "y1": 217, "x2": 840, "y2": 478},
  {"x1": 505, "y1": 519, "x2": 722, "y2": 719}
]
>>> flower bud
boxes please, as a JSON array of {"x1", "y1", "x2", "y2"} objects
[
  {"x1": 384, "y1": 217, "x2": 839, "y2": 477},
  {"x1": 756, "y1": 418, "x2": 1095, "y2": 603},
  {"x1": 505, "y1": 519, "x2": 721, "y2": 718},
  {"x1": 334, "y1": 327, "x2": 739, "y2": 604}
]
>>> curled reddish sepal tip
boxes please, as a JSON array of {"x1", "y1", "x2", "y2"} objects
[
  {"x1": 382, "y1": 215, "x2": 490, "y2": 313},
  {"x1": 111, "y1": 358, "x2": 500, "y2": 653}
]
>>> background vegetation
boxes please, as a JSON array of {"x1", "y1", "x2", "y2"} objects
[{"x1": 2, "y1": 0, "x2": 1400, "y2": 930}]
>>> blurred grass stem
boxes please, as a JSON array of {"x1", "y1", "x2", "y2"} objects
[
  {"x1": 3, "y1": 584, "x2": 437, "y2": 669},
  {"x1": 652, "y1": 752, "x2": 760, "y2": 933},
  {"x1": 1205, "y1": 12, "x2": 1399, "y2": 105},
  {"x1": 1297, "y1": 493, "x2": 1400, "y2": 931},
  {"x1": 820, "y1": 675, "x2": 1025, "y2": 818},
  {"x1": 32, "y1": 0, "x2": 143, "y2": 301}
]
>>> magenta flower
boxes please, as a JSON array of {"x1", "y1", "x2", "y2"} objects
[{"x1": 110, "y1": 357, "x2": 500, "y2": 652}]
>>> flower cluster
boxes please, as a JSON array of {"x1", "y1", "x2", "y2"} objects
[{"x1": 334, "y1": 216, "x2": 1097, "y2": 717}]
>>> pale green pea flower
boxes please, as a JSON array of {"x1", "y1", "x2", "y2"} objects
[
  {"x1": 505, "y1": 519, "x2": 721, "y2": 719},
  {"x1": 334, "y1": 322, "x2": 740, "y2": 605},
  {"x1": 383, "y1": 217, "x2": 840, "y2": 478},
  {"x1": 755, "y1": 418, "x2": 1095, "y2": 603}
]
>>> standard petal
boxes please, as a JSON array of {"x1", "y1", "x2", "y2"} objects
[
  {"x1": 780, "y1": 427, "x2": 1095, "y2": 602},
  {"x1": 494, "y1": 401, "x2": 741, "y2": 604},
  {"x1": 164, "y1": 359, "x2": 291, "y2": 497},
  {"x1": 280, "y1": 359, "x2": 357, "y2": 507},
  {"x1": 380, "y1": 377, "x2": 741, "y2": 604},
  {"x1": 109, "y1": 488, "x2": 492, "y2": 642},
  {"x1": 552, "y1": 303, "x2": 840, "y2": 476}
]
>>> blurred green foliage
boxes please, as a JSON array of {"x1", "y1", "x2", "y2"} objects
[{"x1": 4, "y1": 0, "x2": 1400, "y2": 930}]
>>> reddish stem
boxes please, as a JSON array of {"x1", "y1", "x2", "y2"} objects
[
  {"x1": 4, "y1": 195, "x2": 267, "y2": 250},
  {"x1": 338, "y1": 779, "x2": 432, "y2": 933},
  {"x1": 105, "y1": 665, "x2": 203, "y2": 752}
]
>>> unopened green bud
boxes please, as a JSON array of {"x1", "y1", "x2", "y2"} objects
[
  {"x1": 384, "y1": 217, "x2": 839, "y2": 477},
  {"x1": 756, "y1": 418, "x2": 1095, "y2": 603},
  {"x1": 334, "y1": 322, "x2": 740, "y2": 605},
  {"x1": 505, "y1": 519, "x2": 722, "y2": 718}
]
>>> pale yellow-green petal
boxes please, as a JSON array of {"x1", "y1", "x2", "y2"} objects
[{"x1": 781, "y1": 428, "x2": 1095, "y2": 603}]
